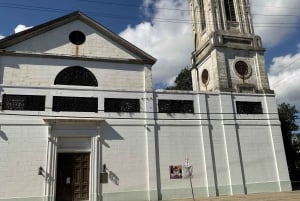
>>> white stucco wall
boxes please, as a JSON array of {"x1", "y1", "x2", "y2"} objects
[
  {"x1": 6, "y1": 20, "x2": 140, "y2": 60},
  {"x1": 0, "y1": 56, "x2": 146, "y2": 91},
  {"x1": 0, "y1": 119, "x2": 48, "y2": 199},
  {"x1": 0, "y1": 89, "x2": 291, "y2": 201}
]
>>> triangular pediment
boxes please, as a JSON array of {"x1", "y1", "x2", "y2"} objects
[{"x1": 0, "y1": 11, "x2": 156, "y2": 64}]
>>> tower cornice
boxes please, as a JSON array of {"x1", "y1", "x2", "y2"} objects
[{"x1": 190, "y1": 0, "x2": 272, "y2": 94}]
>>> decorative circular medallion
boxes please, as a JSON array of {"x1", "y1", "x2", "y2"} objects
[
  {"x1": 201, "y1": 69, "x2": 209, "y2": 85},
  {"x1": 235, "y1": 61, "x2": 249, "y2": 78},
  {"x1": 69, "y1": 31, "x2": 86, "y2": 45}
]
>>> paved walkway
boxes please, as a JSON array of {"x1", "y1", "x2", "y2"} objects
[{"x1": 170, "y1": 191, "x2": 300, "y2": 201}]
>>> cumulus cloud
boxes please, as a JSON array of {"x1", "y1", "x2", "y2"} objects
[
  {"x1": 269, "y1": 48, "x2": 300, "y2": 110},
  {"x1": 251, "y1": 0, "x2": 300, "y2": 47},
  {"x1": 119, "y1": 0, "x2": 300, "y2": 110},
  {"x1": 120, "y1": 0, "x2": 193, "y2": 88},
  {"x1": 251, "y1": 0, "x2": 300, "y2": 110},
  {"x1": 14, "y1": 24, "x2": 33, "y2": 33},
  {"x1": 120, "y1": 0, "x2": 300, "y2": 88}
]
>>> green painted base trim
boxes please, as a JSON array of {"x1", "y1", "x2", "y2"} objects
[
  {"x1": 149, "y1": 190, "x2": 159, "y2": 201},
  {"x1": 90, "y1": 193, "x2": 100, "y2": 200},
  {"x1": 0, "y1": 181, "x2": 291, "y2": 201},
  {"x1": 0, "y1": 197, "x2": 43, "y2": 201},
  {"x1": 161, "y1": 187, "x2": 207, "y2": 201},
  {"x1": 207, "y1": 186, "x2": 217, "y2": 197},
  {"x1": 102, "y1": 190, "x2": 148, "y2": 201},
  {"x1": 246, "y1": 181, "x2": 280, "y2": 194},
  {"x1": 280, "y1": 181, "x2": 292, "y2": 191},
  {"x1": 217, "y1": 185, "x2": 231, "y2": 196},
  {"x1": 232, "y1": 184, "x2": 246, "y2": 195}
]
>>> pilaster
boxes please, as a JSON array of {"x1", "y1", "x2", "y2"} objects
[
  {"x1": 219, "y1": 93, "x2": 246, "y2": 195},
  {"x1": 44, "y1": 125, "x2": 58, "y2": 201}
]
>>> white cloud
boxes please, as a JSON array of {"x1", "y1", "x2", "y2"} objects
[
  {"x1": 120, "y1": 0, "x2": 193, "y2": 88},
  {"x1": 251, "y1": 0, "x2": 300, "y2": 110},
  {"x1": 251, "y1": 0, "x2": 300, "y2": 47},
  {"x1": 119, "y1": 0, "x2": 300, "y2": 112},
  {"x1": 0, "y1": 35, "x2": 4, "y2": 40},
  {"x1": 14, "y1": 24, "x2": 32, "y2": 33},
  {"x1": 269, "y1": 48, "x2": 300, "y2": 110}
]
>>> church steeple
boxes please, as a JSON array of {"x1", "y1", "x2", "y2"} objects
[{"x1": 190, "y1": 0, "x2": 272, "y2": 94}]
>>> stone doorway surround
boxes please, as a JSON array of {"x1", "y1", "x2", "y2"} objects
[{"x1": 43, "y1": 118, "x2": 104, "y2": 201}]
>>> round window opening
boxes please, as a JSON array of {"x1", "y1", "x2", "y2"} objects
[
  {"x1": 201, "y1": 69, "x2": 209, "y2": 85},
  {"x1": 235, "y1": 61, "x2": 249, "y2": 78},
  {"x1": 69, "y1": 31, "x2": 86, "y2": 45}
]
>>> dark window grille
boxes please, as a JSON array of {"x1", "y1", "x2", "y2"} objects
[
  {"x1": 224, "y1": 0, "x2": 236, "y2": 21},
  {"x1": 236, "y1": 101, "x2": 263, "y2": 114},
  {"x1": 104, "y1": 98, "x2": 140, "y2": 112},
  {"x1": 2, "y1": 94, "x2": 45, "y2": 111},
  {"x1": 53, "y1": 96, "x2": 98, "y2": 112},
  {"x1": 199, "y1": 0, "x2": 206, "y2": 31},
  {"x1": 54, "y1": 66, "x2": 98, "y2": 87},
  {"x1": 158, "y1": 100, "x2": 194, "y2": 113}
]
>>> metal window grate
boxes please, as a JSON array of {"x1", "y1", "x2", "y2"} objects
[
  {"x1": 53, "y1": 96, "x2": 98, "y2": 112},
  {"x1": 104, "y1": 98, "x2": 140, "y2": 112},
  {"x1": 54, "y1": 66, "x2": 98, "y2": 87},
  {"x1": 236, "y1": 101, "x2": 263, "y2": 114},
  {"x1": 158, "y1": 100, "x2": 194, "y2": 113},
  {"x1": 2, "y1": 94, "x2": 45, "y2": 111}
]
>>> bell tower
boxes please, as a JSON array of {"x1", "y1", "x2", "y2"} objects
[{"x1": 190, "y1": 0, "x2": 273, "y2": 93}]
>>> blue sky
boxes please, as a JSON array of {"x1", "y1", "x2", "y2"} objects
[
  {"x1": 0, "y1": 0, "x2": 300, "y2": 124},
  {"x1": 0, "y1": 0, "x2": 144, "y2": 35}
]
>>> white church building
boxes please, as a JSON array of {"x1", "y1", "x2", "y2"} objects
[{"x1": 0, "y1": 0, "x2": 291, "y2": 201}]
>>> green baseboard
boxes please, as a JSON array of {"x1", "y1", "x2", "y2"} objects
[
  {"x1": 0, "y1": 197, "x2": 43, "y2": 201},
  {"x1": 0, "y1": 181, "x2": 291, "y2": 201}
]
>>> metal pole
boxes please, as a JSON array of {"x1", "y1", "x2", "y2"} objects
[{"x1": 189, "y1": 171, "x2": 196, "y2": 201}]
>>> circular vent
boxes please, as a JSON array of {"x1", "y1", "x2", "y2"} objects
[
  {"x1": 235, "y1": 61, "x2": 249, "y2": 78},
  {"x1": 201, "y1": 69, "x2": 209, "y2": 85},
  {"x1": 69, "y1": 31, "x2": 86, "y2": 45}
]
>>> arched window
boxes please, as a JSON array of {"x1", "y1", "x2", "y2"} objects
[
  {"x1": 224, "y1": 0, "x2": 236, "y2": 21},
  {"x1": 199, "y1": 0, "x2": 206, "y2": 31},
  {"x1": 54, "y1": 66, "x2": 98, "y2": 86}
]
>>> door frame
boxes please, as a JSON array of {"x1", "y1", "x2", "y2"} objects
[{"x1": 43, "y1": 118, "x2": 103, "y2": 201}]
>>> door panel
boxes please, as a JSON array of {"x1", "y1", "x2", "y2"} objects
[{"x1": 56, "y1": 153, "x2": 90, "y2": 201}]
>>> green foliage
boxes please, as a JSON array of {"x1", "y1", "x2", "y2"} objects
[
  {"x1": 278, "y1": 103, "x2": 299, "y2": 136},
  {"x1": 278, "y1": 103, "x2": 299, "y2": 178},
  {"x1": 166, "y1": 67, "x2": 192, "y2": 90}
]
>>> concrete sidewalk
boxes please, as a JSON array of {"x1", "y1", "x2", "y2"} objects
[{"x1": 170, "y1": 191, "x2": 300, "y2": 201}]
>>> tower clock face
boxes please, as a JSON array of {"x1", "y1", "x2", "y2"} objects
[
  {"x1": 235, "y1": 61, "x2": 249, "y2": 78},
  {"x1": 201, "y1": 69, "x2": 209, "y2": 85}
]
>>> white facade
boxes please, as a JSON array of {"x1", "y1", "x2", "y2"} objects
[{"x1": 0, "y1": 11, "x2": 291, "y2": 201}]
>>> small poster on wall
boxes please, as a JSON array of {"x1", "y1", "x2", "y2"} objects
[{"x1": 169, "y1": 165, "x2": 183, "y2": 179}]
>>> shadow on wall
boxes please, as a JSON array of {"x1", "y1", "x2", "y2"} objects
[
  {"x1": 0, "y1": 130, "x2": 8, "y2": 141},
  {"x1": 109, "y1": 170, "x2": 119, "y2": 186},
  {"x1": 99, "y1": 122, "x2": 124, "y2": 148},
  {"x1": 98, "y1": 122, "x2": 123, "y2": 200}
]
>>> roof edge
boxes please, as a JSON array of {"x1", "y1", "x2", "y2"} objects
[{"x1": 0, "y1": 11, "x2": 156, "y2": 64}]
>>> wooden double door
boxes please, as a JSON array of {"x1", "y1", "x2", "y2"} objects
[{"x1": 56, "y1": 153, "x2": 90, "y2": 201}]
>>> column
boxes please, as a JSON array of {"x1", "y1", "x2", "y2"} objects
[
  {"x1": 45, "y1": 125, "x2": 58, "y2": 201},
  {"x1": 90, "y1": 132, "x2": 100, "y2": 201}
]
